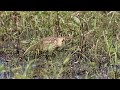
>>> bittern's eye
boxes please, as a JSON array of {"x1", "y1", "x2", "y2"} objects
[{"x1": 62, "y1": 40, "x2": 64, "y2": 42}]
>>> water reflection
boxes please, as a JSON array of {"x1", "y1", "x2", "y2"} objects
[{"x1": 0, "y1": 57, "x2": 12, "y2": 79}]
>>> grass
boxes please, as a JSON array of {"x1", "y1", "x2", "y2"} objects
[{"x1": 0, "y1": 11, "x2": 120, "y2": 79}]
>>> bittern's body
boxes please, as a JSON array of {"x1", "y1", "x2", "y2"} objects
[{"x1": 24, "y1": 36, "x2": 66, "y2": 55}]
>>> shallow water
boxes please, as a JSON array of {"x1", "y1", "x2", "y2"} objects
[{"x1": 0, "y1": 57, "x2": 12, "y2": 79}]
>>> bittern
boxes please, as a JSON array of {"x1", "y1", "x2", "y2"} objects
[{"x1": 23, "y1": 36, "x2": 68, "y2": 55}]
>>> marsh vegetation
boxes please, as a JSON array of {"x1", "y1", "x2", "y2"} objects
[{"x1": 0, "y1": 11, "x2": 120, "y2": 79}]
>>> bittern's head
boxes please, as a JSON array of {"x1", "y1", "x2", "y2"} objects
[{"x1": 56, "y1": 37, "x2": 65, "y2": 47}]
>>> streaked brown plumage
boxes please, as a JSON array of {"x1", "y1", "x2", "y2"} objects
[{"x1": 23, "y1": 36, "x2": 67, "y2": 55}]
